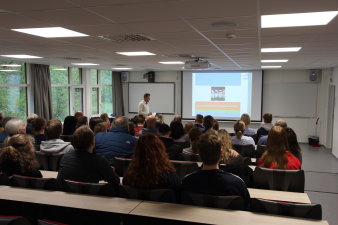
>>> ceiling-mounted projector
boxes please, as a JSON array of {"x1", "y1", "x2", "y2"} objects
[{"x1": 185, "y1": 59, "x2": 211, "y2": 69}]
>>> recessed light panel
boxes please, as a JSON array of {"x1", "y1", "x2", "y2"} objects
[
  {"x1": 112, "y1": 67, "x2": 132, "y2": 70},
  {"x1": 261, "y1": 59, "x2": 288, "y2": 63},
  {"x1": 72, "y1": 63, "x2": 99, "y2": 66},
  {"x1": 261, "y1": 66, "x2": 282, "y2": 68},
  {"x1": 262, "y1": 11, "x2": 338, "y2": 28},
  {"x1": 0, "y1": 69, "x2": 19, "y2": 72},
  {"x1": 0, "y1": 64, "x2": 22, "y2": 67},
  {"x1": 12, "y1": 27, "x2": 88, "y2": 38},
  {"x1": 0, "y1": 55, "x2": 42, "y2": 59},
  {"x1": 159, "y1": 61, "x2": 184, "y2": 64},
  {"x1": 261, "y1": 47, "x2": 301, "y2": 53},
  {"x1": 116, "y1": 51, "x2": 155, "y2": 56},
  {"x1": 53, "y1": 68, "x2": 68, "y2": 71}
]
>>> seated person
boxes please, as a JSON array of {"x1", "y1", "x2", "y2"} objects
[
  {"x1": 100, "y1": 113, "x2": 111, "y2": 130},
  {"x1": 158, "y1": 124, "x2": 182, "y2": 160},
  {"x1": 0, "y1": 134, "x2": 42, "y2": 177},
  {"x1": 170, "y1": 120, "x2": 189, "y2": 145},
  {"x1": 26, "y1": 114, "x2": 38, "y2": 135},
  {"x1": 0, "y1": 117, "x2": 14, "y2": 143},
  {"x1": 257, "y1": 119, "x2": 288, "y2": 145},
  {"x1": 134, "y1": 114, "x2": 145, "y2": 137},
  {"x1": 94, "y1": 122, "x2": 107, "y2": 135},
  {"x1": 182, "y1": 132, "x2": 250, "y2": 209},
  {"x1": 57, "y1": 126, "x2": 120, "y2": 189},
  {"x1": 89, "y1": 117, "x2": 104, "y2": 132},
  {"x1": 181, "y1": 127, "x2": 202, "y2": 161},
  {"x1": 40, "y1": 119, "x2": 74, "y2": 154},
  {"x1": 139, "y1": 115, "x2": 158, "y2": 136},
  {"x1": 240, "y1": 113, "x2": 256, "y2": 136},
  {"x1": 31, "y1": 117, "x2": 47, "y2": 147},
  {"x1": 203, "y1": 115, "x2": 214, "y2": 133},
  {"x1": 62, "y1": 116, "x2": 77, "y2": 135},
  {"x1": 231, "y1": 120, "x2": 255, "y2": 146},
  {"x1": 75, "y1": 116, "x2": 88, "y2": 129},
  {"x1": 286, "y1": 127, "x2": 302, "y2": 163},
  {"x1": 258, "y1": 126, "x2": 301, "y2": 170},
  {"x1": 123, "y1": 134, "x2": 181, "y2": 189},
  {"x1": 193, "y1": 114, "x2": 205, "y2": 132},
  {"x1": 256, "y1": 113, "x2": 273, "y2": 143},
  {"x1": 218, "y1": 130, "x2": 241, "y2": 164}
]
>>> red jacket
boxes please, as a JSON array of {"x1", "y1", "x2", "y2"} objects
[{"x1": 258, "y1": 151, "x2": 301, "y2": 170}]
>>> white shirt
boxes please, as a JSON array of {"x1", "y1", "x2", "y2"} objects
[
  {"x1": 231, "y1": 135, "x2": 255, "y2": 146},
  {"x1": 138, "y1": 100, "x2": 150, "y2": 117}
]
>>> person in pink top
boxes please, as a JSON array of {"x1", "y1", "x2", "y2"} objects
[{"x1": 258, "y1": 126, "x2": 301, "y2": 170}]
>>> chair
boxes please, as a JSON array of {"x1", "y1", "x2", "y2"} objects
[
  {"x1": 0, "y1": 216, "x2": 31, "y2": 225},
  {"x1": 232, "y1": 145, "x2": 256, "y2": 158},
  {"x1": 38, "y1": 220, "x2": 68, "y2": 225},
  {"x1": 35, "y1": 152, "x2": 64, "y2": 171},
  {"x1": 251, "y1": 198, "x2": 322, "y2": 220},
  {"x1": 256, "y1": 145, "x2": 266, "y2": 159},
  {"x1": 253, "y1": 167, "x2": 305, "y2": 192},
  {"x1": 171, "y1": 161, "x2": 199, "y2": 178},
  {"x1": 111, "y1": 157, "x2": 132, "y2": 177},
  {"x1": 119, "y1": 185, "x2": 177, "y2": 203},
  {"x1": 181, "y1": 191, "x2": 245, "y2": 210},
  {"x1": 10, "y1": 175, "x2": 59, "y2": 191},
  {"x1": 0, "y1": 173, "x2": 11, "y2": 186},
  {"x1": 63, "y1": 179, "x2": 115, "y2": 197},
  {"x1": 59, "y1": 135, "x2": 73, "y2": 142},
  {"x1": 219, "y1": 164, "x2": 253, "y2": 187},
  {"x1": 35, "y1": 152, "x2": 49, "y2": 170}
]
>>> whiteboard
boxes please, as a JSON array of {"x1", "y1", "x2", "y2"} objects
[
  {"x1": 263, "y1": 83, "x2": 318, "y2": 118},
  {"x1": 128, "y1": 83, "x2": 175, "y2": 114}
]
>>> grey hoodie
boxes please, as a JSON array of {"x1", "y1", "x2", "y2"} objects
[{"x1": 40, "y1": 139, "x2": 74, "y2": 154}]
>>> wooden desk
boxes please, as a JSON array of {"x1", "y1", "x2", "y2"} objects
[
  {"x1": 248, "y1": 188, "x2": 311, "y2": 203},
  {"x1": 41, "y1": 170, "x2": 57, "y2": 178},
  {"x1": 0, "y1": 186, "x2": 141, "y2": 214},
  {"x1": 130, "y1": 201, "x2": 328, "y2": 225}
]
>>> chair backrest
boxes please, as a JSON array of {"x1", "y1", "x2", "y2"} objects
[
  {"x1": 232, "y1": 145, "x2": 256, "y2": 158},
  {"x1": 10, "y1": 175, "x2": 59, "y2": 191},
  {"x1": 256, "y1": 145, "x2": 266, "y2": 159},
  {"x1": 181, "y1": 191, "x2": 245, "y2": 210},
  {"x1": 253, "y1": 167, "x2": 305, "y2": 192},
  {"x1": 251, "y1": 198, "x2": 322, "y2": 220},
  {"x1": 35, "y1": 152, "x2": 49, "y2": 170},
  {"x1": 38, "y1": 219, "x2": 68, "y2": 225},
  {"x1": 171, "y1": 161, "x2": 199, "y2": 178},
  {"x1": 111, "y1": 157, "x2": 132, "y2": 177},
  {"x1": 219, "y1": 164, "x2": 253, "y2": 187},
  {"x1": 0, "y1": 173, "x2": 11, "y2": 186},
  {"x1": 64, "y1": 179, "x2": 115, "y2": 197},
  {"x1": 59, "y1": 135, "x2": 73, "y2": 142},
  {"x1": 34, "y1": 152, "x2": 64, "y2": 171},
  {"x1": 0, "y1": 216, "x2": 31, "y2": 225},
  {"x1": 119, "y1": 185, "x2": 177, "y2": 203}
]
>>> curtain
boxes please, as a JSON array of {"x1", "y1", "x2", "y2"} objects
[
  {"x1": 31, "y1": 64, "x2": 52, "y2": 120},
  {"x1": 113, "y1": 72, "x2": 125, "y2": 116}
]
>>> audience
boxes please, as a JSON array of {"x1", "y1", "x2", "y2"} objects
[
  {"x1": 218, "y1": 130, "x2": 241, "y2": 164},
  {"x1": 258, "y1": 119, "x2": 288, "y2": 145},
  {"x1": 26, "y1": 114, "x2": 38, "y2": 135},
  {"x1": 182, "y1": 127, "x2": 202, "y2": 161},
  {"x1": 240, "y1": 113, "x2": 256, "y2": 136},
  {"x1": 203, "y1": 115, "x2": 214, "y2": 132},
  {"x1": 0, "y1": 134, "x2": 42, "y2": 177},
  {"x1": 123, "y1": 134, "x2": 181, "y2": 189},
  {"x1": 286, "y1": 127, "x2": 302, "y2": 163},
  {"x1": 139, "y1": 115, "x2": 158, "y2": 136},
  {"x1": 89, "y1": 117, "x2": 104, "y2": 132},
  {"x1": 57, "y1": 126, "x2": 120, "y2": 189},
  {"x1": 170, "y1": 120, "x2": 189, "y2": 145},
  {"x1": 62, "y1": 116, "x2": 77, "y2": 135},
  {"x1": 256, "y1": 113, "x2": 273, "y2": 143},
  {"x1": 128, "y1": 121, "x2": 136, "y2": 136},
  {"x1": 95, "y1": 116, "x2": 137, "y2": 164},
  {"x1": 158, "y1": 124, "x2": 182, "y2": 160},
  {"x1": 75, "y1": 116, "x2": 88, "y2": 129},
  {"x1": 212, "y1": 119, "x2": 219, "y2": 131},
  {"x1": 0, "y1": 117, "x2": 14, "y2": 143},
  {"x1": 100, "y1": 113, "x2": 111, "y2": 130},
  {"x1": 40, "y1": 119, "x2": 74, "y2": 154},
  {"x1": 193, "y1": 114, "x2": 205, "y2": 132},
  {"x1": 231, "y1": 120, "x2": 255, "y2": 146},
  {"x1": 258, "y1": 126, "x2": 301, "y2": 170},
  {"x1": 74, "y1": 111, "x2": 83, "y2": 119},
  {"x1": 155, "y1": 113, "x2": 164, "y2": 129},
  {"x1": 182, "y1": 132, "x2": 250, "y2": 209},
  {"x1": 134, "y1": 114, "x2": 145, "y2": 137},
  {"x1": 31, "y1": 117, "x2": 47, "y2": 147},
  {"x1": 94, "y1": 122, "x2": 107, "y2": 135}
]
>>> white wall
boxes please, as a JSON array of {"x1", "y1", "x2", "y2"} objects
[
  {"x1": 123, "y1": 69, "x2": 332, "y2": 145},
  {"x1": 331, "y1": 67, "x2": 338, "y2": 158}
]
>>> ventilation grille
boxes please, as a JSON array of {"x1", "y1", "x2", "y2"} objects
[
  {"x1": 98, "y1": 34, "x2": 155, "y2": 42},
  {"x1": 63, "y1": 57, "x2": 81, "y2": 60}
]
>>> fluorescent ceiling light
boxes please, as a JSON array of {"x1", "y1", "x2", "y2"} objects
[
  {"x1": 262, "y1": 11, "x2": 338, "y2": 28},
  {"x1": 261, "y1": 66, "x2": 282, "y2": 68},
  {"x1": 261, "y1": 47, "x2": 301, "y2": 53},
  {"x1": 53, "y1": 68, "x2": 67, "y2": 71},
  {"x1": 71, "y1": 63, "x2": 99, "y2": 66},
  {"x1": 12, "y1": 27, "x2": 88, "y2": 38},
  {"x1": 159, "y1": 61, "x2": 184, "y2": 64},
  {"x1": 0, "y1": 55, "x2": 42, "y2": 59},
  {"x1": 261, "y1": 59, "x2": 288, "y2": 63},
  {"x1": 0, "y1": 69, "x2": 19, "y2": 72},
  {"x1": 116, "y1": 51, "x2": 155, "y2": 56},
  {"x1": 112, "y1": 67, "x2": 132, "y2": 70},
  {"x1": 0, "y1": 64, "x2": 22, "y2": 67}
]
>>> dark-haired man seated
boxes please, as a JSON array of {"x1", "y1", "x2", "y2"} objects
[
  {"x1": 182, "y1": 133, "x2": 250, "y2": 209},
  {"x1": 158, "y1": 123, "x2": 182, "y2": 160}
]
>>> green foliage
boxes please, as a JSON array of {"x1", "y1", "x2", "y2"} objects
[{"x1": 91, "y1": 69, "x2": 98, "y2": 84}]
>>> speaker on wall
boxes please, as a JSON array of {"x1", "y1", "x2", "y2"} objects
[
  {"x1": 148, "y1": 71, "x2": 155, "y2": 83},
  {"x1": 309, "y1": 69, "x2": 321, "y2": 82},
  {"x1": 121, "y1": 71, "x2": 129, "y2": 82}
]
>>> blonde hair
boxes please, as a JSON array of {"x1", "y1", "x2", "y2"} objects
[
  {"x1": 234, "y1": 120, "x2": 245, "y2": 139},
  {"x1": 218, "y1": 130, "x2": 232, "y2": 163},
  {"x1": 240, "y1": 114, "x2": 251, "y2": 126}
]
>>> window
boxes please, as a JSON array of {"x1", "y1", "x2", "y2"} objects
[
  {"x1": 0, "y1": 61, "x2": 27, "y2": 120},
  {"x1": 99, "y1": 70, "x2": 113, "y2": 115}
]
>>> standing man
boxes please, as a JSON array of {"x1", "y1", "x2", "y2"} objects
[{"x1": 138, "y1": 93, "x2": 150, "y2": 117}]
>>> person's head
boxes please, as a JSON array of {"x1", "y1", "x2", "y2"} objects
[
  {"x1": 233, "y1": 120, "x2": 245, "y2": 139},
  {"x1": 195, "y1": 114, "x2": 203, "y2": 124},
  {"x1": 46, "y1": 119, "x2": 63, "y2": 139},
  {"x1": 155, "y1": 114, "x2": 164, "y2": 124},
  {"x1": 27, "y1": 114, "x2": 38, "y2": 125},
  {"x1": 189, "y1": 127, "x2": 202, "y2": 154},
  {"x1": 285, "y1": 127, "x2": 301, "y2": 157},
  {"x1": 94, "y1": 122, "x2": 107, "y2": 135},
  {"x1": 145, "y1": 115, "x2": 157, "y2": 129},
  {"x1": 184, "y1": 122, "x2": 194, "y2": 134},
  {"x1": 1, "y1": 117, "x2": 14, "y2": 130},
  {"x1": 173, "y1": 115, "x2": 182, "y2": 123},
  {"x1": 203, "y1": 115, "x2": 214, "y2": 130},
  {"x1": 135, "y1": 114, "x2": 145, "y2": 125},
  {"x1": 63, "y1": 116, "x2": 77, "y2": 135},
  {"x1": 170, "y1": 120, "x2": 185, "y2": 140},
  {"x1": 1, "y1": 134, "x2": 39, "y2": 172},
  {"x1": 74, "y1": 111, "x2": 83, "y2": 119},
  {"x1": 213, "y1": 120, "x2": 219, "y2": 131},
  {"x1": 5, "y1": 118, "x2": 26, "y2": 135},
  {"x1": 275, "y1": 119, "x2": 287, "y2": 128},
  {"x1": 124, "y1": 134, "x2": 175, "y2": 188},
  {"x1": 218, "y1": 129, "x2": 233, "y2": 163},
  {"x1": 240, "y1": 114, "x2": 251, "y2": 127},
  {"x1": 128, "y1": 122, "x2": 135, "y2": 136},
  {"x1": 76, "y1": 116, "x2": 88, "y2": 129},
  {"x1": 263, "y1": 113, "x2": 273, "y2": 124},
  {"x1": 31, "y1": 117, "x2": 46, "y2": 134},
  {"x1": 262, "y1": 126, "x2": 289, "y2": 169},
  {"x1": 198, "y1": 133, "x2": 222, "y2": 166},
  {"x1": 72, "y1": 126, "x2": 94, "y2": 153},
  {"x1": 100, "y1": 113, "x2": 111, "y2": 129},
  {"x1": 89, "y1": 117, "x2": 104, "y2": 132},
  {"x1": 113, "y1": 116, "x2": 129, "y2": 130},
  {"x1": 158, "y1": 123, "x2": 170, "y2": 137},
  {"x1": 143, "y1": 93, "x2": 150, "y2": 103}
]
